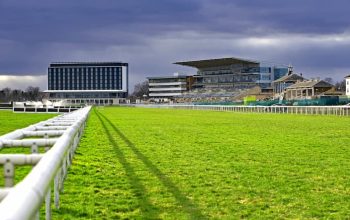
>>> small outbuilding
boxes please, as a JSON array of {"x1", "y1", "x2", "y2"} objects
[
  {"x1": 345, "y1": 75, "x2": 350, "y2": 96},
  {"x1": 284, "y1": 79, "x2": 334, "y2": 100},
  {"x1": 272, "y1": 73, "x2": 306, "y2": 95}
]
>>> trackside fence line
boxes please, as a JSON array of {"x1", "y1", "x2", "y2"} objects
[
  {"x1": 0, "y1": 106, "x2": 91, "y2": 220},
  {"x1": 136, "y1": 104, "x2": 350, "y2": 116}
]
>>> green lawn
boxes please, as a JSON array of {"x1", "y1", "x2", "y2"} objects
[
  {"x1": 0, "y1": 111, "x2": 56, "y2": 187},
  {"x1": 0, "y1": 110, "x2": 56, "y2": 135},
  {"x1": 51, "y1": 107, "x2": 350, "y2": 219}
]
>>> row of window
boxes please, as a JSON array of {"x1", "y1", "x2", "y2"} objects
[
  {"x1": 48, "y1": 67, "x2": 123, "y2": 90},
  {"x1": 149, "y1": 78, "x2": 187, "y2": 83},
  {"x1": 48, "y1": 81, "x2": 122, "y2": 90},
  {"x1": 49, "y1": 92, "x2": 127, "y2": 99},
  {"x1": 49, "y1": 67, "x2": 121, "y2": 73},
  {"x1": 196, "y1": 75, "x2": 260, "y2": 84}
]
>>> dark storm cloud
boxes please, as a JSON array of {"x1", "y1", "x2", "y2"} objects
[
  {"x1": 0, "y1": 0, "x2": 202, "y2": 44},
  {"x1": 215, "y1": 0, "x2": 350, "y2": 34},
  {"x1": 0, "y1": 0, "x2": 350, "y2": 89}
]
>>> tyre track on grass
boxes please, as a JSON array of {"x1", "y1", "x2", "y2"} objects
[
  {"x1": 95, "y1": 108, "x2": 160, "y2": 219},
  {"x1": 95, "y1": 108, "x2": 207, "y2": 220}
]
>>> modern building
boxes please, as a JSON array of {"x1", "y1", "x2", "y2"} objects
[
  {"x1": 45, "y1": 62, "x2": 128, "y2": 105},
  {"x1": 346, "y1": 75, "x2": 350, "y2": 96},
  {"x1": 284, "y1": 79, "x2": 334, "y2": 100},
  {"x1": 174, "y1": 57, "x2": 290, "y2": 90},
  {"x1": 147, "y1": 73, "x2": 193, "y2": 102}
]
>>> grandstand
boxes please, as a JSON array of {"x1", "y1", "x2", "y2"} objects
[
  {"x1": 175, "y1": 57, "x2": 290, "y2": 90},
  {"x1": 172, "y1": 57, "x2": 290, "y2": 102}
]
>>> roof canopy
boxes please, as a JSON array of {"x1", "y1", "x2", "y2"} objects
[
  {"x1": 147, "y1": 75, "x2": 188, "y2": 80},
  {"x1": 273, "y1": 73, "x2": 305, "y2": 83},
  {"x1": 286, "y1": 80, "x2": 334, "y2": 89},
  {"x1": 50, "y1": 62, "x2": 128, "y2": 67},
  {"x1": 174, "y1": 57, "x2": 259, "y2": 69}
]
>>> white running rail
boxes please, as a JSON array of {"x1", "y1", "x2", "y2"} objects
[
  {"x1": 137, "y1": 104, "x2": 350, "y2": 116},
  {"x1": 0, "y1": 106, "x2": 91, "y2": 220}
]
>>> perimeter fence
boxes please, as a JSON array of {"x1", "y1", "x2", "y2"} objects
[
  {"x1": 0, "y1": 106, "x2": 91, "y2": 220},
  {"x1": 137, "y1": 104, "x2": 350, "y2": 116}
]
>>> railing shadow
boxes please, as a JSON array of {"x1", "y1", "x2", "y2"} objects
[
  {"x1": 96, "y1": 109, "x2": 207, "y2": 220},
  {"x1": 95, "y1": 109, "x2": 160, "y2": 219}
]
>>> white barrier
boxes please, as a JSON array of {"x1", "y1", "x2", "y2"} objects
[
  {"x1": 0, "y1": 106, "x2": 91, "y2": 220},
  {"x1": 136, "y1": 104, "x2": 350, "y2": 116}
]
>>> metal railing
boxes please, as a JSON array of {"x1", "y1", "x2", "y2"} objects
[
  {"x1": 136, "y1": 104, "x2": 350, "y2": 116},
  {"x1": 0, "y1": 106, "x2": 91, "y2": 220}
]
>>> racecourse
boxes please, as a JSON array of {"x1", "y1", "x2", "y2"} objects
[
  {"x1": 1, "y1": 107, "x2": 350, "y2": 219},
  {"x1": 56, "y1": 107, "x2": 350, "y2": 219}
]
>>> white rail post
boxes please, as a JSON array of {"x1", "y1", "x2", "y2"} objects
[
  {"x1": 31, "y1": 142, "x2": 39, "y2": 154},
  {"x1": 45, "y1": 134, "x2": 50, "y2": 152},
  {"x1": 45, "y1": 187, "x2": 51, "y2": 220},
  {"x1": 4, "y1": 161, "x2": 15, "y2": 187},
  {"x1": 54, "y1": 171, "x2": 60, "y2": 208}
]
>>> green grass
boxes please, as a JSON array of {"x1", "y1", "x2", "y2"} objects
[
  {"x1": 51, "y1": 107, "x2": 350, "y2": 219},
  {"x1": 0, "y1": 110, "x2": 56, "y2": 186},
  {"x1": 0, "y1": 110, "x2": 56, "y2": 135}
]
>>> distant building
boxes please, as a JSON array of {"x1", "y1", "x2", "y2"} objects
[
  {"x1": 284, "y1": 79, "x2": 334, "y2": 100},
  {"x1": 174, "y1": 57, "x2": 289, "y2": 90},
  {"x1": 45, "y1": 62, "x2": 128, "y2": 105},
  {"x1": 273, "y1": 73, "x2": 305, "y2": 95},
  {"x1": 147, "y1": 73, "x2": 193, "y2": 102},
  {"x1": 346, "y1": 75, "x2": 350, "y2": 96}
]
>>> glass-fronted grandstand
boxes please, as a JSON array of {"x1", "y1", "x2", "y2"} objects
[{"x1": 174, "y1": 57, "x2": 290, "y2": 90}]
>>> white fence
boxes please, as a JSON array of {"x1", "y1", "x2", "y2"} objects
[
  {"x1": 137, "y1": 104, "x2": 350, "y2": 116},
  {"x1": 0, "y1": 106, "x2": 91, "y2": 220}
]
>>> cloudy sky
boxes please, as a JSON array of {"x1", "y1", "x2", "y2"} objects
[{"x1": 0, "y1": 0, "x2": 350, "y2": 90}]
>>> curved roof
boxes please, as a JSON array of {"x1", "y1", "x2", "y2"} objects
[
  {"x1": 286, "y1": 80, "x2": 333, "y2": 89},
  {"x1": 174, "y1": 57, "x2": 259, "y2": 69}
]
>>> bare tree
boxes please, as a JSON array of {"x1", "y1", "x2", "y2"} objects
[
  {"x1": 335, "y1": 80, "x2": 346, "y2": 91},
  {"x1": 25, "y1": 86, "x2": 41, "y2": 101},
  {"x1": 0, "y1": 88, "x2": 12, "y2": 102},
  {"x1": 11, "y1": 89, "x2": 24, "y2": 102},
  {"x1": 324, "y1": 77, "x2": 334, "y2": 85},
  {"x1": 131, "y1": 81, "x2": 149, "y2": 98},
  {"x1": 0, "y1": 87, "x2": 44, "y2": 102}
]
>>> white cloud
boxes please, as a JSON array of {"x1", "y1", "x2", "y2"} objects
[{"x1": 0, "y1": 75, "x2": 47, "y2": 90}]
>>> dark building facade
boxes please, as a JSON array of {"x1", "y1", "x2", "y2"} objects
[{"x1": 46, "y1": 62, "x2": 128, "y2": 105}]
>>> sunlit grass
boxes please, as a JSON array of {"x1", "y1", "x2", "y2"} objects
[
  {"x1": 0, "y1": 110, "x2": 55, "y2": 135},
  {"x1": 52, "y1": 107, "x2": 350, "y2": 219}
]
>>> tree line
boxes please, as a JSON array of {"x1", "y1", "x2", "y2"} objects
[
  {"x1": 0, "y1": 87, "x2": 46, "y2": 102},
  {"x1": 0, "y1": 77, "x2": 346, "y2": 103}
]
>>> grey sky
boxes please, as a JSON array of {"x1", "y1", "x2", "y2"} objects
[{"x1": 0, "y1": 0, "x2": 350, "y2": 90}]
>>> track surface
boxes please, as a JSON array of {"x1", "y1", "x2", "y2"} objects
[{"x1": 52, "y1": 107, "x2": 350, "y2": 219}]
